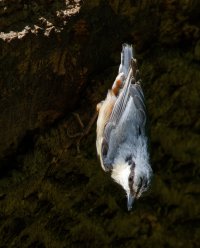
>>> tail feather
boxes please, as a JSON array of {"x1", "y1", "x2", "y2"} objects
[{"x1": 118, "y1": 44, "x2": 133, "y2": 77}]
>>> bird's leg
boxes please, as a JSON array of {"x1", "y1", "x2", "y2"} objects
[{"x1": 67, "y1": 111, "x2": 98, "y2": 153}]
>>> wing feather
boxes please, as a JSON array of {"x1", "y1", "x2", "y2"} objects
[
  {"x1": 102, "y1": 77, "x2": 146, "y2": 168},
  {"x1": 99, "y1": 45, "x2": 146, "y2": 170}
]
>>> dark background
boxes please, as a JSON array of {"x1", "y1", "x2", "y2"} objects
[{"x1": 0, "y1": 0, "x2": 199, "y2": 247}]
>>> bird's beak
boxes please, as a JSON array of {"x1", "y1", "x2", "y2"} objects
[{"x1": 127, "y1": 193, "x2": 134, "y2": 211}]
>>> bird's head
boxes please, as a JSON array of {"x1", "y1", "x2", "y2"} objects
[{"x1": 111, "y1": 158, "x2": 152, "y2": 210}]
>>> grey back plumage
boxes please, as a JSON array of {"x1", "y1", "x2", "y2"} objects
[{"x1": 101, "y1": 47, "x2": 147, "y2": 169}]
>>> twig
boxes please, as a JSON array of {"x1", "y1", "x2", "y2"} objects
[{"x1": 67, "y1": 111, "x2": 98, "y2": 153}]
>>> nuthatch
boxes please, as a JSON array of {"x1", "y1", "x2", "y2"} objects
[{"x1": 96, "y1": 44, "x2": 153, "y2": 210}]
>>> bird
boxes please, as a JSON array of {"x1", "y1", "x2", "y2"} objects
[{"x1": 96, "y1": 44, "x2": 153, "y2": 210}]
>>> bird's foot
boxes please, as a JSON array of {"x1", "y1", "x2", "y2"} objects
[{"x1": 96, "y1": 101, "x2": 104, "y2": 112}]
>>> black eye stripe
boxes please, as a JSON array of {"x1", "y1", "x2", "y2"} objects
[
  {"x1": 143, "y1": 178, "x2": 148, "y2": 188},
  {"x1": 125, "y1": 155, "x2": 135, "y2": 167},
  {"x1": 136, "y1": 189, "x2": 140, "y2": 197},
  {"x1": 128, "y1": 164, "x2": 135, "y2": 195},
  {"x1": 139, "y1": 177, "x2": 143, "y2": 186},
  {"x1": 128, "y1": 175, "x2": 133, "y2": 183},
  {"x1": 125, "y1": 155, "x2": 132, "y2": 164},
  {"x1": 135, "y1": 177, "x2": 149, "y2": 197},
  {"x1": 102, "y1": 139, "x2": 108, "y2": 156}
]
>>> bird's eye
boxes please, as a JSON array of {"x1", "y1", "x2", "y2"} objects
[
  {"x1": 125, "y1": 155, "x2": 132, "y2": 165},
  {"x1": 143, "y1": 179, "x2": 148, "y2": 189},
  {"x1": 128, "y1": 176, "x2": 133, "y2": 183},
  {"x1": 102, "y1": 139, "x2": 108, "y2": 156},
  {"x1": 138, "y1": 177, "x2": 143, "y2": 188}
]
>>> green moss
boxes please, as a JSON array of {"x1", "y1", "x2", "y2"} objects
[{"x1": 70, "y1": 218, "x2": 109, "y2": 247}]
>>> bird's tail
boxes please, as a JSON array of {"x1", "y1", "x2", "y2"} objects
[
  {"x1": 118, "y1": 44, "x2": 133, "y2": 78},
  {"x1": 111, "y1": 44, "x2": 134, "y2": 96}
]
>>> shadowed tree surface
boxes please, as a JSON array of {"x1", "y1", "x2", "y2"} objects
[{"x1": 0, "y1": 0, "x2": 200, "y2": 247}]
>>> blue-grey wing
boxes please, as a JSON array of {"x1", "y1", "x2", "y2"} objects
[
  {"x1": 104, "y1": 81, "x2": 146, "y2": 138},
  {"x1": 128, "y1": 84, "x2": 146, "y2": 131},
  {"x1": 102, "y1": 79, "x2": 146, "y2": 167}
]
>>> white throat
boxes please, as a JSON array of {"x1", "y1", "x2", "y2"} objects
[{"x1": 111, "y1": 163, "x2": 131, "y2": 192}]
